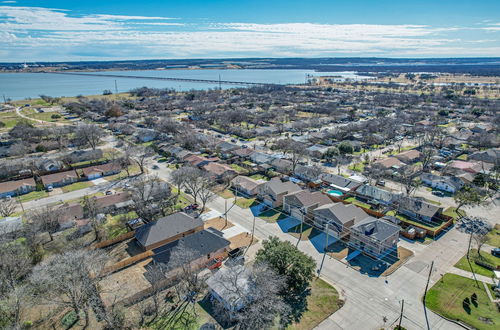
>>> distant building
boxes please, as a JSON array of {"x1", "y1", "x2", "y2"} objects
[{"x1": 0, "y1": 177, "x2": 36, "y2": 198}]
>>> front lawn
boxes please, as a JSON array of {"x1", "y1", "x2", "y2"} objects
[
  {"x1": 442, "y1": 207, "x2": 465, "y2": 220},
  {"x1": 235, "y1": 197, "x2": 256, "y2": 209},
  {"x1": 61, "y1": 181, "x2": 93, "y2": 193},
  {"x1": 287, "y1": 279, "x2": 343, "y2": 330},
  {"x1": 485, "y1": 224, "x2": 500, "y2": 247},
  {"x1": 454, "y1": 249, "x2": 500, "y2": 278},
  {"x1": 249, "y1": 174, "x2": 269, "y2": 181},
  {"x1": 348, "y1": 163, "x2": 365, "y2": 172},
  {"x1": 426, "y1": 273, "x2": 499, "y2": 330},
  {"x1": 217, "y1": 189, "x2": 235, "y2": 199},
  {"x1": 259, "y1": 209, "x2": 286, "y2": 222},
  {"x1": 18, "y1": 190, "x2": 48, "y2": 202}
]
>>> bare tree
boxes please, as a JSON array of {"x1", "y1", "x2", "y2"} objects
[
  {"x1": 30, "y1": 249, "x2": 108, "y2": 328},
  {"x1": 75, "y1": 123, "x2": 105, "y2": 150},
  {"x1": 212, "y1": 263, "x2": 290, "y2": 329},
  {"x1": 0, "y1": 284, "x2": 31, "y2": 330},
  {"x1": 0, "y1": 237, "x2": 33, "y2": 295},
  {"x1": 83, "y1": 196, "x2": 100, "y2": 241},
  {"x1": 26, "y1": 205, "x2": 64, "y2": 241},
  {"x1": 176, "y1": 166, "x2": 205, "y2": 204},
  {"x1": 131, "y1": 145, "x2": 154, "y2": 174},
  {"x1": 0, "y1": 197, "x2": 17, "y2": 217},
  {"x1": 198, "y1": 178, "x2": 216, "y2": 214},
  {"x1": 128, "y1": 175, "x2": 173, "y2": 222}
]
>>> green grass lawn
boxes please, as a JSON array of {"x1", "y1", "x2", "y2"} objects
[
  {"x1": 424, "y1": 198, "x2": 442, "y2": 206},
  {"x1": 249, "y1": 174, "x2": 269, "y2": 181},
  {"x1": 394, "y1": 213, "x2": 445, "y2": 231},
  {"x1": 103, "y1": 212, "x2": 136, "y2": 239},
  {"x1": 454, "y1": 249, "x2": 500, "y2": 278},
  {"x1": 347, "y1": 163, "x2": 365, "y2": 172},
  {"x1": 485, "y1": 224, "x2": 500, "y2": 247},
  {"x1": 20, "y1": 109, "x2": 70, "y2": 123},
  {"x1": 235, "y1": 197, "x2": 256, "y2": 209},
  {"x1": 217, "y1": 189, "x2": 235, "y2": 199},
  {"x1": 0, "y1": 111, "x2": 34, "y2": 129},
  {"x1": 344, "y1": 197, "x2": 371, "y2": 209},
  {"x1": 287, "y1": 279, "x2": 343, "y2": 330},
  {"x1": 259, "y1": 208, "x2": 286, "y2": 222},
  {"x1": 457, "y1": 154, "x2": 468, "y2": 161},
  {"x1": 426, "y1": 273, "x2": 499, "y2": 330},
  {"x1": 230, "y1": 163, "x2": 247, "y2": 173},
  {"x1": 61, "y1": 181, "x2": 93, "y2": 193},
  {"x1": 18, "y1": 190, "x2": 49, "y2": 202},
  {"x1": 442, "y1": 207, "x2": 465, "y2": 220}
]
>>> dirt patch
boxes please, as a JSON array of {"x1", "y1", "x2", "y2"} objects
[
  {"x1": 229, "y1": 232, "x2": 258, "y2": 250},
  {"x1": 328, "y1": 248, "x2": 349, "y2": 260},
  {"x1": 204, "y1": 217, "x2": 234, "y2": 231},
  {"x1": 381, "y1": 246, "x2": 414, "y2": 276},
  {"x1": 99, "y1": 259, "x2": 153, "y2": 307},
  {"x1": 48, "y1": 187, "x2": 63, "y2": 196}
]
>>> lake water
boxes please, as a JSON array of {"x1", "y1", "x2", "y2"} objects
[{"x1": 0, "y1": 69, "x2": 367, "y2": 100}]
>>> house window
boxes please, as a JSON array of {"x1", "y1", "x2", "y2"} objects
[{"x1": 207, "y1": 254, "x2": 210, "y2": 259}]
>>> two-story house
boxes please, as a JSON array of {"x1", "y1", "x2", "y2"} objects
[
  {"x1": 257, "y1": 178, "x2": 301, "y2": 208},
  {"x1": 349, "y1": 217, "x2": 400, "y2": 257},
  {"x1": 283, "y1": 190, "x2": 331, "y2": 223},
  {"x1": 313, "y1": 203, "x2": 370, "y2": 239}
]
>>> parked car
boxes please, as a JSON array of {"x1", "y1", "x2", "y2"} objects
[
  {"x1": 206, "y1": 257, "x2": 223, "y2": 270},
  {"x1": 492, "y1": 248, "x2": 500, "y2": 258},
  {"x1": 184, "y1": 203, "x2": 199, "y2": 211},
  {"x1": 432, "y1": 190, "x2": 445, "y2": 197},
  {"x1": 376, "y1": 180, "x2": 385, "y2": 187},
  {"x1": 47, "y1": 186, "x2": 53, "y2": 192},
  {"x1": 105, "y1": 190, "x2": 113, "y2": 195},
  {"x1": 152, "y1": 165, "x2": 159, "y2": 169},
  {"x1": 228, "y1": 247, "x2": 244, "y2": 258},
  {"x1": 231, "y1": 139, "x2": 237, "y2": 143}
]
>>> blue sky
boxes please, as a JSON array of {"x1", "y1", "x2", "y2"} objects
[{"x1": 1, "y1": 0, "x2": 499, "y2": 61}]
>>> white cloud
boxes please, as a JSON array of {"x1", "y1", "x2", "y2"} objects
[{"x1": 0, "y1": 6, "x2": 498, "y2": 61}]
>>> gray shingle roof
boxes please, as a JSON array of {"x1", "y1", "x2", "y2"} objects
[
  {"x1": 398, "y1": 197, "x2": 441, "y2": 218},
  {"x1": 314, "y1": 202, "x2": 369, "y2": 224},
  {"x1": 135, "y1": 212, "x2": 203, "y2": 248},
  {"x1": 355, "y1": 185, "x2": 397, "y2": 203},
  {"x1": 285, "y1": 190, "x2": 331, "y2": 208},
  {"x1": 320, "y1": 173, "x2": 361, "y2": 191},
  {"x1": 265, "y1": 178, "x2": 301, "y2": 195},
  {"x1": 151, "y1": 229, "x2": 230, "y2": 270},
  {"x1": 351, "y1": 217, "x2": 400, "y2": 242}
]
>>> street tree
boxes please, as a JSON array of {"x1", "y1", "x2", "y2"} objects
[
  {"x1": 27, "y1": 205, "x2": 64, "y2": 241},
  {"x1": 454, "y1": 185, "x2": 488, "y2": 218},
  {"x1": 131, "y1": 145, "x2": 154, "y2": 174},
  {"x1": 75, "y1": 123, "x2": 105, "y2": 150},
  {"x1": 0, "y1": 198, "x2": 17, "y2": 217},
  {"x1": 30, "y1": 249, "x2": 109, "y2": 328}
]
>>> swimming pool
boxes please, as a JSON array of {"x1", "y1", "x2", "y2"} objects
[{"x1": 327, "y1": 190, "x2": 343, "y2": 196}]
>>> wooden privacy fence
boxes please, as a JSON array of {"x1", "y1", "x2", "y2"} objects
[{"x1": 93, "y1": 231, "x2": 135, "y2": 249}]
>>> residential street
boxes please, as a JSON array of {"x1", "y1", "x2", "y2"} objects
[
  {"x1": 16, "y1": 156, "x2": 489, "y2": 330},
  {"x1": 151, "y1": 162, "x2": 466, "y2": 330}
]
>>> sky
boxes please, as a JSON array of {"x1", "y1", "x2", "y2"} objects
[{"x1": 0, "y1": 0, "x2": 499, "y2": 62}]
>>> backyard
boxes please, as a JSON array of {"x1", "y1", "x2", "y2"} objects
[
  {"x1": 485, "y1": 224, "x2": 500, "y2": 247},
  {"x1": 426, "y1": 273, "x2": 499, "y2": 330}
]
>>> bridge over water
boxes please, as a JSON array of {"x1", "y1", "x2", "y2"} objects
[{"x1": 45, "y1": 71, "x2": 281, "y2": 86}]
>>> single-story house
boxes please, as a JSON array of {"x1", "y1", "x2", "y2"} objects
[
  {"x1": 57, "y1": 203, "x2": 84, "y2": 225},
  {"x1": 468, "y1": 148, "x2": 499, "y2": 164},
  {"x1": 217, "y1": 142, "x2": 240, "y2": 155},
  {"x1": 230, "y1": 175, "x2": 266, "y2": 197},
  {"x1": 258, "y1": 178, "x2": 301, "y2": 208},
  {"x1": 93, "y1": 192, "x2": 133, "y2": 214},
  {"x1": 184, "y1": 154, "x2": 211, "y2": 167},
  {"x1": 150, "y1": 228, "x2": 231, "y2": 273},
  {"x1": 294, "y1": 165, "x2": 323, "y2": 182},
  {"x1": 397, "y1": 196, "x2": 443, "y2": 223},
  {"x1": 395, "y1": 149, "x2": 422, "y2": 164},
  {"x1": 448, "y1": 160, "x2": 484, "y2": 174},
  {"x1": 314, "y1": 202, "x2": 369, "y2": 238},
  {"x1": 231, "y1": 148, "x2": 255, "y2": 159},
  {"x1": 355, "y1": 185, "x2": 399, "y2": 206},
  {"x1": 420, "y1": 173, "x2": 464, "y2": 193},
  {"x1": 320, "y1": 173, "x2": 362, "y2": 192},
  {"x1": 81, "y1": 162, "x2": 121, "y2": 180},
  {"x1": 135, "y1": 212, "x2": 204, "y2": 251},
  {"x1": 207, "y1": 265, "x2": 251, "y2": 313},
  {"x1": 373, "y1": 157, "x2": 405, "y2": 170},
  {"x1": 40, "y1": 170, "x2": 79, "y2": 189},
  {"x1": 249, "y1": 152, "x2": 274, "y2": 165},
  {"x1": 349, "y1": 217, "x2": 400, "y2": 257},
  {"x1": 270, "y1": 158, "x2": 293, "y2": 174},
  {"x1": 0, "y1": 177, "x2": 36, "y2": 198},
  {"x1": 283, "y1": 190, "x2": 331, "y2": 221},
  {"x1": 202, "y1": 162, "x2": 238, "y2": 181}
]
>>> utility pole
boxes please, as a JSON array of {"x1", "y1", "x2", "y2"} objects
[
  {"x1": 466, "y1": 231, "x2": 480, "y2": 288},
  {"x1": 114, "y1": 80, "x2": 118, "y2": 94},
  {"x1": 224, "y1": 199, "x2": 228, "y2": 228},
  {"x1": 2, "y1": 94, "x2": 6, "y2": 104},
  {"x1": 398, "y1": 299, "x2": 405, "y2": 329},
  {"x1": 218, "y1": 74, "x2": 221, "y2": 90},
  {"x1": 296, "y1": 208, "x2": 305, "y2": 247},
  {"x1": 423, "y1": 260, "x2": 434, "y2": 330}
]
